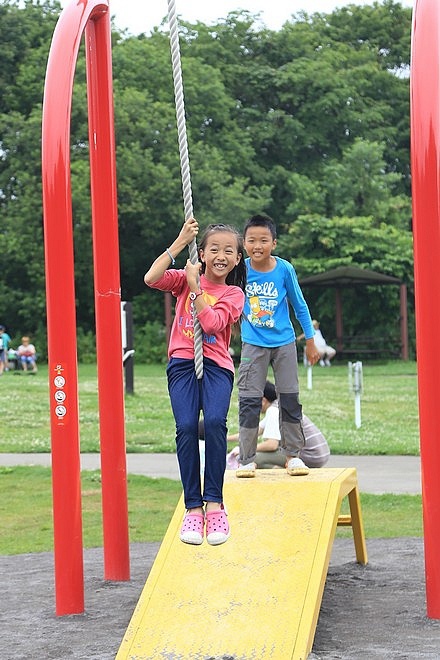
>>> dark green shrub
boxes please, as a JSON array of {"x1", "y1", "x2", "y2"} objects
[{"x1": 134, "y1": 321, "x2": 168, "y2": 364}]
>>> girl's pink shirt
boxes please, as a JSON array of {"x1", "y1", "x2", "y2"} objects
[{"x1": 148, "y1": 271, "x2": 244, "y2": 372}]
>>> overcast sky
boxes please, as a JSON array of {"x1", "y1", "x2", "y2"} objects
[{"x1": 60, "y1": 0, "x2": 413, "y2": 35}]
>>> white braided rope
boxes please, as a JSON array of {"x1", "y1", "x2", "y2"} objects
[{"x1": 167, "y1": 0, "x2": 203, "y2": 378}]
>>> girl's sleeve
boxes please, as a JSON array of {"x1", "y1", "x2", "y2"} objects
[
  {"x1": 197, "y1": 288, "x2": 245, "y2": 334},
  {"x1": 147, "y1": 269, "x2": 186, "y2": 296}
]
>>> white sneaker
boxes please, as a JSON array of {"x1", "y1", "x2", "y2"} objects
[
  {"x1": 319, "y1": 359, "x2": 325, "y2": 367},
  {"x1": 236, "y1": 462, "x2": 256, "y2": 478},
  {"x1": 286, "y1": 457, "x2": 310, "y2": 476},
  {"x1": 325, "y1": 359, "x2": 331, "y2": 366}
]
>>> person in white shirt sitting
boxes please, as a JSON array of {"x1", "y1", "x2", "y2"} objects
[{"x1": 226, "y1": 380, "x2": 330, "y2": 469}]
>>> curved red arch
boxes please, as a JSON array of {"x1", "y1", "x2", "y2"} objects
[
  {"x1": 42, "y1": 0, "x2": 129, "y2": 615},
  {"x1": 411, "y1": 0, "x2": 440, "y2": 618}
]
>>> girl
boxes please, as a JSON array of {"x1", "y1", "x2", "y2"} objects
[{"x1": 144, "y1": 218, "x2": 246, "y2": 545}]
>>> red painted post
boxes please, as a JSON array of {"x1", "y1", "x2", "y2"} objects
[
  {"x1": 85, "y1": 13, "x2": 130, "y2": 580},
  {"x1": 410, "y1": 0, "x2": 440, "y2": 618},
  {"x1": 42, "y1": 0, "x2": 129, "y2": 612},
  {"x1": 42, "y1": 0, "x2": 92, "y2": 617}
]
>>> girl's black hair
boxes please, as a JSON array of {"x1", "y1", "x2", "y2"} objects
[{"x1": 198, "y1": 224, "x2": 246, "y2": 292}]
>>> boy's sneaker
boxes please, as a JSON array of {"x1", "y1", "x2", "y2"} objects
[
  {"x1": 180, "y1": 511, "x2": 205, "y2": 545},
  {"x1": 286, "y1": 457, "x2": 310, "y2": 476},
  {"x1": 236, "y1": 461, "x2": 256, "y2": 478},
  {"x1": 319, "y1": 359, "x2": 325, "y2": 367},
  {"x1": 325, "y1": 359, "x2": 331, "y2": 366}
]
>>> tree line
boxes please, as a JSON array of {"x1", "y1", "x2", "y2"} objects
[{"x1": 0, "y1": 0, "x2": 414, "y2": 360}]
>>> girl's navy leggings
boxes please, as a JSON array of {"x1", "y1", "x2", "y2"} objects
[{"x1": 167, "y1": 357, "x2": 234, "y2": 509}]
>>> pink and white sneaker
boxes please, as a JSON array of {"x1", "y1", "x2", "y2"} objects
[
  {"x1": 205, "y1": 504, "x2": 230, "y2": 546},
  {"x1": 180, "y1": 511, "x2": 205, "y2": 545}
]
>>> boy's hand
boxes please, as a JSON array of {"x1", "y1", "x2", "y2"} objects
[{"x1": 305, "y1": 338, "x2": 320, "y2": 365}]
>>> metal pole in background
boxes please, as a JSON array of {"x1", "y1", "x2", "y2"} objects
[
  {"x1": 348, "y1": 361, "x2": 363, "y2": 429},
  {"x1": 122, "y1": 301, "x2": 134, "y2": 395},
  {"x1": 307, "y1": 365, "x2": 313, "y2": 390}
]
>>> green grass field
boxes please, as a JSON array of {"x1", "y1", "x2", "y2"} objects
[
  {"x1": 0, "y1": 360, "x2": 419, "y2": 455},
  {"x1": 0, "y1": 465, "x2": 422, "y2": 555},
  {"x1": 0, "y1": 360, "x2": 422, "y2": 553}
]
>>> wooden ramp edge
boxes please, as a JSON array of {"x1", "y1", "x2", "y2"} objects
[{"x1": 117, "y1": 467, "x2": 367, "y2": 660}]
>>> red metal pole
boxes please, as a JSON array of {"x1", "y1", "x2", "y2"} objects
[
  {"x1": 411, "y1": 0, "x2": 440, "y2": 618},
  {"x1": 85, "y1": 12, "x2": 130, "y2": 580},
  {"x1": 42, "y1": 0, "x2": 98, "y2": 616},
  {"x1": 42, "y1": 0, "x2": 130, "y2": 613}
]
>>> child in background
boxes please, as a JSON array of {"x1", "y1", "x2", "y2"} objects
[
  {"x1": 297, "y1": 319, "x2": 336, "y2": 366},
  {"x1": 312, "y1": 319, "x2": 336, "y2": 366},
  {"x1": 237, "y1": 214, "x2": 320, "y2": 478},
  {"x1": 0, "y1": 325, "x2": 11, "y2": 374},
  {"x1": 17, "y1": 336, "x2": 37, "y2": 373},
  {"x1": 144, "y1": 218, "x2": 246, "y2": 546}
]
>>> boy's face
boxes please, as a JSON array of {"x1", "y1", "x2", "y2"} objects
[{"x1": 243, "y1": 226, "x2": 276, "y2": 265}]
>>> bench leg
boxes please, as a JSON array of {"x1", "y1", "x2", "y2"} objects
[{"x1": 347, "y1": 485, "x2": 368, "y2": 564}]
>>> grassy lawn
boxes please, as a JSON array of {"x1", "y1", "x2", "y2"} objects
[
  {"x1": 0, "y1": 360, "x2": 422, "y2": 554},
  {"x1": 0, "y1": 465, "x2": 422, "y2": 555},
  {"x1": 0, "y1": 360, "x2": 419, "y2": 455}
]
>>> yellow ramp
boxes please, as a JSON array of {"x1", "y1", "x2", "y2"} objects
[{"x1": 117, "y1": 468, "x2": 367, "y2": 660}]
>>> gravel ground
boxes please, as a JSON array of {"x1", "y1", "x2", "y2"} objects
[{"x1": 2, "y1": 538, "x2": 439, "y2": 659}]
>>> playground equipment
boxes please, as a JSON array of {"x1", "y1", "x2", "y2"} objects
[
  {"x1": 167, "y1": 0, "x2": 203, "y2": 378},
  {"x1": 39, "y1": 0, "x2": 440, "y2": 629},
  {"x1": 42, "y1": 0, "x2": 129, "y2": 614},
  {"x1": 117, "y1": 468, "x2": 367, "y2": 659},
  {"x1": 411, "y1": 0, "x2": 440, "y2": 618}
]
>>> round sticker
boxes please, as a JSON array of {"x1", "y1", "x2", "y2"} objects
[
  {"x1": 55, "y1": 405, "x2": 67, "y2": 418},
  {"x1": 54, "y1": 376, "x2": 65, "y2": 388},
  {"x1": 54, "y1": 390, "x2": 66, "y2": 403}
]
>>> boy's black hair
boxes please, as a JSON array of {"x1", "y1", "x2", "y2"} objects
[
  {"x1": 243, "y1": 214, "x2": 277, "y2": 240},
  {"x1": 198, "y1": 224, "x2": 246, "y2": 292}
]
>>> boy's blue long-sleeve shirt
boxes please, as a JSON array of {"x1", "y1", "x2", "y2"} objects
[{"x1": 241, "y1": 256, "x2": 315, "y2": 348}]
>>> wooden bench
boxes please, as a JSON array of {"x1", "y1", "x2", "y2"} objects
[{"x1": 336, "y1": 335, "x2": 401, "y2": 361}]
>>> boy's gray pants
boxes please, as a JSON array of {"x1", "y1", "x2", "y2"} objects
[{"x1": 237, "y1": 342, "x2": 306, "y2": 465}]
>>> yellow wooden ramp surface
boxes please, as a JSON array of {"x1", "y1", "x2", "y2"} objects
[{"x1": 117, "y1": 467, "x2": 367, "y2": 660}]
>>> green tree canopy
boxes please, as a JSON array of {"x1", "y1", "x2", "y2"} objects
[{"x1": 0, "y1": 0, "x2": 414, "y2": 356}]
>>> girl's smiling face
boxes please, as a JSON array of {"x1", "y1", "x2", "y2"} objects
[{"x1": 199, "y1": 230, "x2": 242, "y2": 283}]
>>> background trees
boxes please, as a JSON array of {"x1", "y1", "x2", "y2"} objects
[{"x1": 0, "y1": 0, "x2": 413, "y2": 358}]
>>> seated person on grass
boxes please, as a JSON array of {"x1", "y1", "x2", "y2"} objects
[
  {"x1": 17, "y1": 336, "x2": 38, "y2": 373},
  {"x1": 226, "y1": 380, "x2": 330, "y2": 469}
]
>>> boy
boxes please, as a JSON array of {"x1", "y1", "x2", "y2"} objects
[{"x1": 237, "y1": 214, "x2": 320, "y2": 477}]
